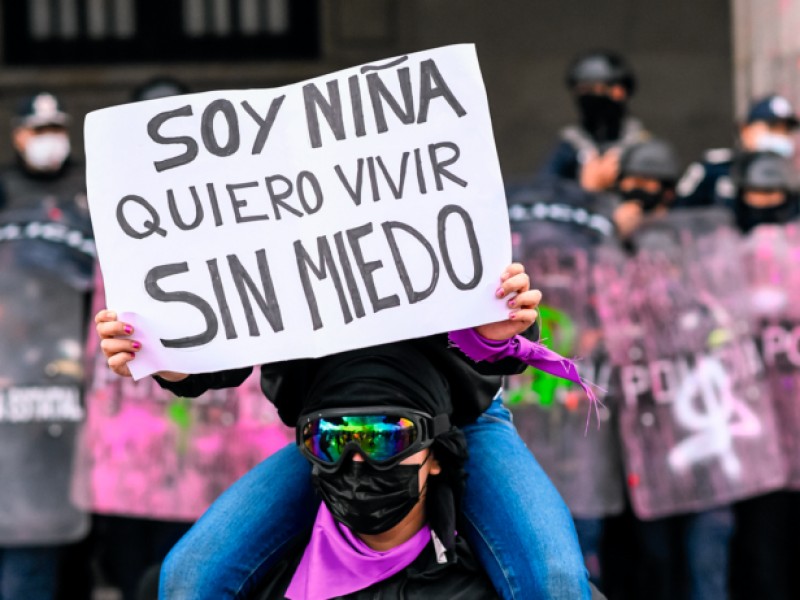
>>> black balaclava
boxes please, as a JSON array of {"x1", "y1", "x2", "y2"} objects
[
  {"x1": 616, "y1": 139, "x2": 680, "y2": 212},
  {"x1": 619, "y1": 187, "x2": 667, "y2": 212},
  {"x1": 301, "y1": 341, "x2": 468, "y2": 553},
  {"x1": 578, "y1": 93, "x2": 626, "y2": 143},
  {"x1": 734, "y1": 192, "x2": 798, "y2": 233},
  {"x1": 731, "y1": 151, "x2": 800, "y2": 232}
]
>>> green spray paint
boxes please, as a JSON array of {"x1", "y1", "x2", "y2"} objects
[
  {"x1": 167, "y1": 396, "x2": 192, "y2": 456},
  {"x1": 505, "y1": 304, "x2": 578, "y2": 406}
]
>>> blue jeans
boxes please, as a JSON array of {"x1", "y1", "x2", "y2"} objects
[
  {"x1": 685, "y1": 508, "x2": 733, "y2": 600},
  {"x1": 634, "y1": 507, "x2": 733, "y2": 600},
  {"x1": 160, "y1": 396, "x2": 590, "y2": 599},
  {"x1": 0, "y1": 547, "x2": 59, "y2": 600},
  {"x1": 573, "y1": 517, "x2": 604, "y2": 588}
]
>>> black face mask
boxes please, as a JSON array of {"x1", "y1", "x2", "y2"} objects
[
  {"x1": 577, "y1": 94, "x2": 626, "y2": 143},
  {"x1": 312, "y1": 460, "x2": 423, "y2": 535},
  {"x1": 620, "y1": 188, "x2": 664, "y2": 212},
  {"x1": 734, "y1": 195, "x2": 796, "y2": 233}
]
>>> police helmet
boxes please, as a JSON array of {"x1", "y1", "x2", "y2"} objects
[
  {"x1": 731, "y1": 151, "x2": 794, "y2": 190},
  {"x1": 619, "y1": 139, "x2": 680, "y2": 183},
  {"x1": 14, "y1": 91, "x2": 69, "y2": 129},
  {"x1": 132, "y1": 76, "x2": 190, "y2": 102},
  {"x1": 565, "y1": 51, "x2": 636, "y2": 96},
  {"x1": 746, "y1": 94, "x2": 800, "y2": 129}
]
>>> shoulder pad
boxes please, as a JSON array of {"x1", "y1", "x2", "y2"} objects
[
  {"x1": 676, "y1": 162, "x2": 706, "y2": 197},
  {"x1": 715, "y1": 176, "x2": 736, "y2": 200},
  {"x1": 560, "y1": 125, "x2": 598, "y2": 156}
]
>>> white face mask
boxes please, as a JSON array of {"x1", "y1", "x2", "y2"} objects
[
  {"x1": 23, "y1": 132, "x2": 71, "y2": 173},
  {"x1": 755, "y1": 132, "x2": 795, "y2": 158}
]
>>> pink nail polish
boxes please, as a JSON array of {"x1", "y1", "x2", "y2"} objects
[
  {"x1": 496, "y1": 287, "x2": 505, "y2": 298},
  {"x1": 124, "y1": 325, "x2": 132, "y2": 335},
  {"x1": 131, "y1": 342, "x2": 141, "y2": 350},
  {"x1": 509, "y1": 312, "x2": 517, "y2": 319},
  {"x1": 508, "y1": 299, "x2": 516, "y2": 308}
]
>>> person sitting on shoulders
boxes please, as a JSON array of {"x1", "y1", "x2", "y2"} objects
[{"x1": 253, "y1": 341, "x2": 497, "y2": 599}]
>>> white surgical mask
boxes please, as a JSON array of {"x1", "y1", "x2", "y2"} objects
[
  {"x1": 755, "y1": 133, "x2": 795, "y2": 158},
  {"x1": 23, "y1": 132, "x2": 71, "y2": 173}
]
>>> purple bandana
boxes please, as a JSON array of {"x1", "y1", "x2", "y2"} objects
[
  {"x1": 448, "y1": 328, "x2": 600, "y2": 430},
  {"x1": 286, "y1": 503, "x2": 431, "y2": 600}
]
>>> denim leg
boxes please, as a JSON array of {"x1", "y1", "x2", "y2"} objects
[
  {"x1": 460, "y1": 396, "x2": 591, "y2": 600},
  {"x1": 159, "y1": 444, "x2": 317, "y2": 600},
  {"x1": 573, "y1": 517, "x2": 604, "y2": 589},
  {"x1": 685, "y1": 506, "x2": 734, "y2": 600},
  {"x1": 0, "y1": 546, "x2": 59, "y2": 600}
]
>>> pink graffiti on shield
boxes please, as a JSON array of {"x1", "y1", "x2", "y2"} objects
[{"x1": 74, "y1": 267, "x2": 293, "y2": 521}]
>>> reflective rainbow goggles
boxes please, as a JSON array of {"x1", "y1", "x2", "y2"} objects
[{"x1": 296, "y1": 407, "x2": 450, "y2": 473}]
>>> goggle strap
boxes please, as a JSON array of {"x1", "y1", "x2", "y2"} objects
[{"x1": 432, "y1": 413, "x2": 450, "y2": 437}]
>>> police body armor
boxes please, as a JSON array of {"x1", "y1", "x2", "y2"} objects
[{"x1": 560, "y1": 116, "x2": 647, "y2": 162}]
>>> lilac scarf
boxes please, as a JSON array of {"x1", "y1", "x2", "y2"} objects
[
  {"x1": 448, "y1": 328, "x2": 600, "y2": 430},
  {"x1": 286, "y1": 503, "x2": 431, "y2": 600}
]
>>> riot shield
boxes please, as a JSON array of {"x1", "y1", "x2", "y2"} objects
[
  {"x1": 596, "y1": 208, "x2": 786, "y2": 519},
  {"x1": 74, "y1": 267, "x2": 294, "y2": 521},
  {"x1": 0, "y1": 199, "x2": 94, "y2": 544},
  {"x1": 742, "y1": 223, "x2": 800, "y2": 490},
  {"x1": 505, "y1": 179, "x2": 625, "y2": 518}
]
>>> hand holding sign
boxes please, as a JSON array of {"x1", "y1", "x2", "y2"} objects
[
  {"x1": 94, "y1": 309, "x2": 187, "y2": 382},
  {"x1": 85, "y1": 45, "x2": 511, "y2": 378},
  {"x1": 476, "y1": 263, "x2": 542, "y2": 341}
]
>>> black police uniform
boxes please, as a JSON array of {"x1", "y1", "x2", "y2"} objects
[
  {"x1": 538, "y1": 117, "x2": 648, "y2": 182},
  {"x1": 539, "y1": 50, "x2": 647, "y2": 183},
  {"x1": 676, "y1": 94, "x2": 800, "y2": 210},
  {"x1": 674, "y1": 147, "x2": 736, "y2": 209}
]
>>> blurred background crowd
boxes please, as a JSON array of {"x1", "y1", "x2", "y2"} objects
[{"x1": 0, "y1": 1, "x2": 798, "y2": 599}]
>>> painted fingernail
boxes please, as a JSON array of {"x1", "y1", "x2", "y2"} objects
[
  {"x1": 131, "y1": 342, "x2": 141, "y2": 350},
  {"x1": 508, "y1": 299, "x2": 516, "y2": 308},
  {"x1": 509, "y1": 312, "x2": 517, "y2": 319},
  {"x1": 496, "y1": 287, "x2": 505, "y2": 298},
  {"x1": 123, "y1": 325, "x2": 133, "y2": 335}
]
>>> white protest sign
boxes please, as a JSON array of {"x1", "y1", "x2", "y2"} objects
[{"x1": 85, "y1": 44, "x2": 511, "y2": 379}]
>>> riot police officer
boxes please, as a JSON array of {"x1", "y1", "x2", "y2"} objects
[
  {"x1": 676, "y1": 94, "x2": 800, "y2": 208},
  {"x1": 725, "y1": 151, "x2": 799, "y2": 600},
  {"x1": 3, "y1": 91, "x2": 85, "y2": 211},
  {"x1": 605, "y1": 137, "x2": 739, "y2": 600},
  {"x1": 539, "y1": 50, "x2": 649, "y2": 193},
  {"x1": 728, "y1": 150, "x2": 799, "y2": 232},
  {"x1": 0, "y1": 92, "x2": 91, "y2": 600},
  {"x1": 611, "y1": 138, "x2": 681, "y2": 241}
]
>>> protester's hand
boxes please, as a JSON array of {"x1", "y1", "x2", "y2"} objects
[
  {"x1": 580, "y1": 149, "x2": 621, "y2": 192},
  {"x1": 475, "y1": 263, "x2": 541, "y2": 341},
  {"x1": 95, "y1": 309, "x2": 188, "y2": 382},
  {"x1": 612, "y1": 200, "x2": 644, "y2": 240}
]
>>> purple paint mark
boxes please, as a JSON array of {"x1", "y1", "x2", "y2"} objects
[{"x1": 77, "y1": 267, "x2": 293, "y2": 521}]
